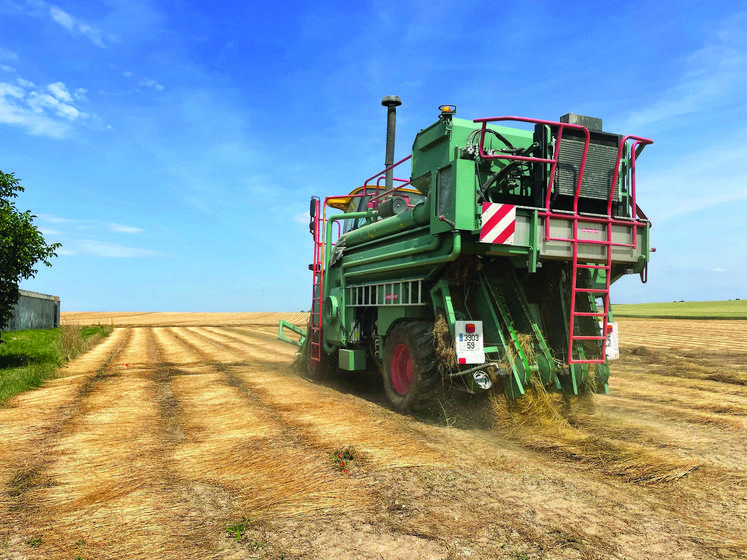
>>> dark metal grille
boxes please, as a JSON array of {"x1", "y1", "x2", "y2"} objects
[{"x1": 557, "y1": 136, "x2": 621, "y2": 201}]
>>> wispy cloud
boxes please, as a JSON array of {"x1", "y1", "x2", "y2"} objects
[
  {"x1": 642, "y1": 138, "x2": 747, "y2": 224},
  {"x1": 0, "y1": 75, "x2": 89, "y2": 137},
  {"x1": 37, "y1": 214, "x2": 76, "y2": 224},
  {"x1": 140, "y1": 78, "x2": 164, "y2": 92},
  {"x1": 37, "y1": 216, "x2": 156, "y2": 258},
  {"x1": 48, "y1": 5, "x2": 105, "y2": 47},
  {"x1": 119, "y1": 71, "x2": 165, "y2": 94},
  {"x1": 624, "y1": 12, "x2": 747, "y2": 130},
  {"x1": 0, "y1": 49, "x2": 18, "y2": 61},
  {"x1": 72, "y1": 239, "x2": 160, "y2": 258},
  {"x1": 654, "y1": 187, "x2": 747, "y2": 224},
  {"x1": 108, "y1": 222, "x2": 143, "y2": 234},
  {"x1": 41, "y1": 215, "x2": 142, "y2": 233},
  {"x1": 3, "y1": 1, "x2": 108, "y2": 47}
]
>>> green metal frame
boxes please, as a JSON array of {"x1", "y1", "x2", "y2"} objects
[{"x1": 277, "y1": 320, "x2": 306, "y2": 347}]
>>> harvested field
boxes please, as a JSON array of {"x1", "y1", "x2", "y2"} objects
[{"x1": 1, "y1": 314, "x2": 745, "y2": 559}]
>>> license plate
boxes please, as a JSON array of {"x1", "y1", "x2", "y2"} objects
[
  {"x1": 605, "y1": 322, "x2": 619, "y2": 360},
  {"x1": 454, "y1": 321, "x2": 485, "y2": 365}
]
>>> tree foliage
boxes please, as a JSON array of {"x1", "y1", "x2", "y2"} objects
[{"x1": 0, "y1": 171, "x2": 61, "y2": 331}]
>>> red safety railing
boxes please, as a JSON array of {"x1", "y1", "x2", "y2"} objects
[
  {"x1": 364, "y1": 155, "x2": 413, "y2": 209},
  {"x1": 473, "y1": 116, "x2": 591, "y2": 212},
  {"x1": 474, "y1": 117, "x2": 652, "y2": 365},
  {"x1": 308, "y1": 196, "x2": 324, "y2": 368},
  {"x1": 309, "y1": 156, "x2": 415, "y2": 367}
]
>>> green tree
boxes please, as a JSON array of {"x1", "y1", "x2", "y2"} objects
[{"x1": 1, "y1": 171, "x2": 61, "y2": 336}]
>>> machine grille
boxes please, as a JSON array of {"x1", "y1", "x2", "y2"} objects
[{"x1": 557, "y1": 135, "x2": 621, "y2": 201}]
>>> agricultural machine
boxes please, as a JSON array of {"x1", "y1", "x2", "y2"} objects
[{"x1": 279, "y1": 97, "x2": 653, "y2": 411}]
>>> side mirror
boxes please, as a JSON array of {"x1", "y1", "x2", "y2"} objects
[{"x1": 309, "y1": 197, "x2": 317, "y2": 236}]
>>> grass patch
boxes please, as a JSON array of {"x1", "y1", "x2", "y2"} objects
[
  {"x1": 612, "y1": 300, "x2": 747, "y2": 319},
  {"x1": 0, "y1": 323, "x2": 112, "y2": 405}
]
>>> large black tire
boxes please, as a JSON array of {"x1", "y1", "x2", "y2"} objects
[{"x1": 382, "y1": 321, "x2": 441, "y2": 411}]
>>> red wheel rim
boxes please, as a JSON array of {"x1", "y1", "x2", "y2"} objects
[{"x1": 390, "y1": 343, "x2": 413, "y2": 395}]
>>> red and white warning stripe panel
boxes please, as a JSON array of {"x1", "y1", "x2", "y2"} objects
[{"x1": 479, "y1": 203, "x2": 516, "y2": 245}]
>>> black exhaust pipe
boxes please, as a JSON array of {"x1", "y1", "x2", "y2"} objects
[{"x1": 381, "y1": 95, "x2": 402, "y2": 192}]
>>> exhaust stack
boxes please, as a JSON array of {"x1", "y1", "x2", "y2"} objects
[{"x1": 381, "y1": 95, "x2": 402, "y2": 192}]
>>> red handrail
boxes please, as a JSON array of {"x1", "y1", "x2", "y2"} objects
[
  {"x1": 363, "y1": 155, "x2": 412, "y2": 187},
  {"x1": 473, "y1": 116, "x2": 590, "y2": 213},
  {"x1": 607, "y1": 135, "x2": 654, "y2": 219}
]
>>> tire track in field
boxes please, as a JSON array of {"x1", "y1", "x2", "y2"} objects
[
  {"x1": 6, "y1": 327, "x2": 218, "y2": 560},
  {"x1": 0, "y1": 328, "x2": 130, "y2": 518},
  {"x1": 175, "y1": 323, "x2": 747, "y2": 552},
  {"x1": 619, "y1": 318, "x2": 747, "y2": 352},
  {"x1": 0, "y1": 329, "x2": 132, "y2": 558},
  {"x1": 172, "y1": 326, "x2": 747, "y2": 557},
  {"x1": 166, "y1": 326, "x2": 449, "y2": 469},
  {"x1": 0, "y1": 328, "x2": 129, "y2": 458},
  {"x1": 1, "y1": 326, "x2": 380, "y2": 560},
  {"x1": 614, "y1": 360, "x2": 747, "y2": 396},
  {"x1": 5, "y1": 317, "x2": 747, "y2": 559},
  {"x1": 151, "y1": 326, "x2": 371, "y2": 525},
  {"x1": 609, "y1": 379, "x2": 747, "y2": 421},
  {"x1": 184, "y1": 324, "x2": 747, "y2": 482}
]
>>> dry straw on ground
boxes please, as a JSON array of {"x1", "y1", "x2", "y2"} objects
[{"x1": 491, "y1": 386, "x2": 701, "y2": 484}]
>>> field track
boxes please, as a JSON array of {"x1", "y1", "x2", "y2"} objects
[{"x1": 1, "y1": 314, "x2": 745, "y2": 559}]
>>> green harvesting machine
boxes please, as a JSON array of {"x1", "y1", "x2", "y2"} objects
[{"x1": 279, "y1": 97, "x2": 653, "y2": 411}]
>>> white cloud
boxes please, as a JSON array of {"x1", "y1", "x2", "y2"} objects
[
  {"x1": 36, "y1": 217, "x2": 156, "y2": 258},
  {"x1": 28, "y1": 90, "x2": 82, "y2": 120},
  {"x1": 0, "y1": 76, "x2": 89, "y2": 137},
  {"x1": 38, "y1": 214, "x2": 75, "y2": 224},
  {"x1": 48, "y1": 5, "x2": 74, "y2": 30},
  {"x1": 57, "y1": 246, "x2": 76, "y2": 256},
  {"x1": 108, "y1": 222, "x2": 143, "y2": 234},
  {"x1": 140, "y1": 78, "x2": 164, "y2": 92},
  {"x1": 121, "y1": 71, "x2": 165, "y2": 93},
  {"x1": 0, "y1": 82, "x2": 24, "y2": 99},
  {"x1": 712, "y1": 268, "x2": 727, "y2": 273},
  {"x1": 75, "y1": 239, "x2": 161, "y2": 258},
  {"x1": 48, "y1": 5, "x2": 105, "y2": 47},
  {"x1": 47, "y1": 81, "x2": 73, "y2": 102}
]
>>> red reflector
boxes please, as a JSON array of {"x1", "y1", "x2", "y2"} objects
[
  {"x1": 606, "y1": 324, "x2": 614, "y2": 334},
  {"x1": 458, "y1": 358, "x2": 467, "y2": 364},
  {"x1": 466, "y1": 323, "x2": 475, "y2": 333}
]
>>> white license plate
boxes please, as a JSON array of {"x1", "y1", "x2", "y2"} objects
[
  {"x1": 605, "y1": 321, "x2": 619, "y2": 360},
  {"x1": 454, "y1": 320, "x2": 485, "y2": 365}
]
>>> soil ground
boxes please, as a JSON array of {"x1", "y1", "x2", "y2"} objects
[{"x1": 1, "y1": 313, "x2": 745, "y2": 559}]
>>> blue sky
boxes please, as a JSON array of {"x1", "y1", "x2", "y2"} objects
[{"x1": 1, "y1": 0, "x2": 746, "y2": 311}]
